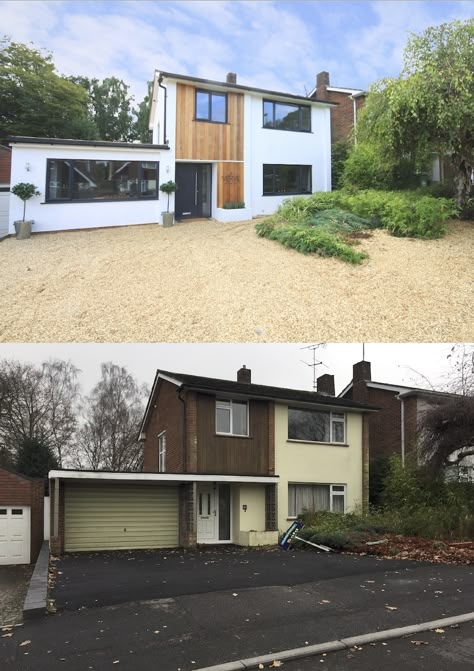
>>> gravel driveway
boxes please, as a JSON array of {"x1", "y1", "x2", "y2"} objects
[
  {"x1": 0, "y1": 565, "x2": 33, "y2": 626},
  {"x1": 0, "y1": 219, "x2": 472, "y2": 342}
]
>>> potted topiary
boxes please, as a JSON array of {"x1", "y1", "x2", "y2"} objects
[
  {"x1": 159, "y1": 180, "x2": 177, "y2": 227},
  {"x1": 11, "y1": 182, "x2": 40, "y2": 240}
]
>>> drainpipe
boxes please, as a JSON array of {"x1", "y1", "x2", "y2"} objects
[
  {"x1": 352, "y1": 96, "x2": 357, "y2": 145},
  {"x1": 400, "y1": 396, "x2": 405, "y2": 466},
  {"x1": 177, "y1": 387, "x2": 187, "y2": 472},
  {"x1": 158, "y1": 74, "x2": 168, "y2": 146}
]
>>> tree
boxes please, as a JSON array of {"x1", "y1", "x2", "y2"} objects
[
  {"x1": 16, "y1": 437, "x2": 58, "y2": 479},
  {"x1": 76, "y1": 363, "x2": 147, "y2": 471},
  {"x1": 0, "y1": 359, "x2": 80, "y2": 466},
  {"x1": 0, "y1": 38, "x2": 98, "y2": 143},
  {"x1": 134, "y1": 80, "x2": 153, "y2": 143},
  {"x1": 418, "y1": 396, "x2": 474, "y2": 476},
  {"x1": 357, "y1": 19, "x2": 474, "y2": 208},
  {"x1": 70, "y1": 76, "x2": 137, "y2": 142}
]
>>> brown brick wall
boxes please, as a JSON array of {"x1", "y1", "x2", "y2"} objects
[
  {"x1": 0, "y1": 468, "x2": 44, "y2": 563},
  {"x1": 0, "y1": 147, "x2": 11, "y2": 185},
  {"x1": 143, "y1": 379, "x2": 185, "y2": 472},
  {"x1": 403, "y1": 396, "x2": 419, "y2": 461},
  {"x1": 178, "y1": 483, "x2": 196, "y2": 547}
]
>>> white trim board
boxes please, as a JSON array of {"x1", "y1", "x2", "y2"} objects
[{"x1": 49, "y1": 470, "x2": 279, "y2": 484}]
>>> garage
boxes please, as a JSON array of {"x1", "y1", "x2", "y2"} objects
[
  {"x1": 0, "y1": 506, "x2": 31, "y2": 565},
  {"x1": 0, "y1": 191, "x2": 9, "y2": 237},
  {"x1": 64, "y1": 483, "x2": 179, "y2": 552}
]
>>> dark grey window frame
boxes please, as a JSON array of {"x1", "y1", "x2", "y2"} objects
[
  {"x1": 262, "y1": 99, "x2": 311, "y2": 132},
  {"x1": 45, "y1": 159, "x2": 160, "y2": 203},
  {"x1": 195, "y1": 89, "x2": 228, "y2": 124},
  {"x1": 263, "y1": 164, "x2": 312, "y2": 196}
]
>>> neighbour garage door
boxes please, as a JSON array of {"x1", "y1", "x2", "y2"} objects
[
  {"x1": 0, "y1": 191, "x2": 9, "y2": 237},
  {"x1": 64, "y1": 484, "x2": 179, "y2": 552},
  {"x1": 0, "y1": 506, "x2": 31, "y2": 565}
]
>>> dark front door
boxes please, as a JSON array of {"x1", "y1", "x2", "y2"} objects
[{"x1": 175, "y1": 163, "x2": 212, "y2": 219}]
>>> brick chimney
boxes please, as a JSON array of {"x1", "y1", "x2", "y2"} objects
[
  {"x1": 226, "y1": 72, "x2": 237, "y2": 84},
  {"x1": 237, "y1": 365, "x2": 251, "y2": 383},
  {"x1": 316, "y1": 373, "x2": 335, "y2": 396},
  {"x1": 351, "y1": 360, "x2": 371, "y2": 403},
  {"x1": 315, "y1": 71, "x2": 329, "y2": 100}
]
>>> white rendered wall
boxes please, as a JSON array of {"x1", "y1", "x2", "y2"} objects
[
  {"x1": 246, "y1": 94, "x2": 332, "y2": 217},
  {"x1": 9, "y1": 144, "x2": 173, "y2": 233}
]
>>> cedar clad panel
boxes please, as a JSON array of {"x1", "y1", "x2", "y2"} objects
[
  {"x1": 175, "y1": 83, "x2": 244, "y2": 161},
  {"x1": 196, "y1": 393, "x2": 269, "y2": 475},
  {"x1": 217, "y1": 163, "x2": 244, "y2": 207}
]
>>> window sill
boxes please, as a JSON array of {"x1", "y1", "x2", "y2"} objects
[
  {"x1": 194, "y1": 119, "x2": 229, "y2": 125},
  {"x1": 286, "y1": 439, "x2": 348, "y2": 447},
  {"x1": 215, "y1": 433, "x2": 251, "y2": 439},
  {"x1": 262, "y1": 192, "x2": 311, "y2": 197},
  {"x1": 262, "y1": 127, "x2": 313, "y2": 133}
]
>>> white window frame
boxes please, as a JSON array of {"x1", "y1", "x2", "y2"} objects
[
  {"x1": 287, "y1": 407, "x2": 346, "y2": 444},
  {"x1": 158, "y1": 431, "x2": 166, "y2": 472},
  {"x1": 287, "y1": 483, "x2": 347, "y2": 518},
  {"x1": 215, "y1": 399, "x2": 249, "y2": 437}
]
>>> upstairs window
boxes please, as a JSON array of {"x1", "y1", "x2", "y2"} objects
[
  {"x1": 216, "y1": 399, "x2": 248, "y2": 436},
  {"x1": 288, "y1": 408, "x2": 346, "y2": 444},
  {"x1": 195, "y1": 90, "x2": 227, "y2": 123},
  {"x1": 158, "y1": 431, "x2": 166, "y2": 472},
  {"x1": 263, "y1": 100, "x2": 311, "y2": 132},
  {"x1": 46, "y1": 159, "x2": 159, "y2": 202}
]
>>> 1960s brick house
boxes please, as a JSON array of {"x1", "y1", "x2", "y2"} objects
[{"x1": 49, "y1": 367, "x2": 376, "y2": 554}]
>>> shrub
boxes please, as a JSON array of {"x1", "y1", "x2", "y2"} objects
[
  {"x1": 255, "y1": 221, "x2": 368, "y2": 264},
  {"x1": 331, "y1": 139, "x2": 350, "y2": 190},
  {"x1": 223, "y1": 201, "x2": 245, "y2": 209},
  {"x1": 341, "y1": 143, "x2": 394, "y2": 190}
]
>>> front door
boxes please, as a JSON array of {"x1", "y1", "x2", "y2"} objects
[
  {"x1": 197, "y1": 485, "x2": 217, "y2": 542},
  {"x1": 175, "y1": 163, "x2": 212, "y2": 219}
]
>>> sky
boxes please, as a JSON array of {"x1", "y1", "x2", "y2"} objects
[
  {"x1": 1, "y1": 0, "x2": 473, "y2": 103},
  {"x1": 0, "y1": 342, "x2": 465, "y2": 396}
]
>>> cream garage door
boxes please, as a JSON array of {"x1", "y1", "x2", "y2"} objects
[
  {"x1": 64, "y1": 484, "x2": 179, "y2": 552},
  {"x1": 0, "y1": 506, "x2": 31, "y2": 565}
]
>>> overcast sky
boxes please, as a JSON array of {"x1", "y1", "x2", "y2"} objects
[
  {"x1": 0, "y1": 343, "x2": 465, "y2": 396},
  {"x1": 2, "y1": 1, "x2": 472, "y2": 101}
]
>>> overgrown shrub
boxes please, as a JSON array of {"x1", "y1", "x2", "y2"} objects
[
  {"x1": 255, "y1": 220, "x2": 368, "y2": 264},
  {"x1": 341, "y1": 143, "x2": 394, "y2": 190},
  {"x1": 331, "y1": 139, "x2": 350, "y2": 190}
]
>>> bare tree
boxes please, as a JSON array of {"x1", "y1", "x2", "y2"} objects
[
  {"x1": 445, "y1": 344, "x2": 474, "y2": 396},
  {"x1": 418, "y1": 396, "x2": 474, "y2": 476},
  {"x1": 0, "y1": 358, "x2": 80, "y2": 467},
  {"x1": 76, "y1": 363, "x2": 147, "y2": 471}
]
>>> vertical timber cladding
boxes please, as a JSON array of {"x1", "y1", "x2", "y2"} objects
[
  {"x1": 217, "y1": 163, "x2": 244, "y2": 208},
  {"x1": 64, "y1": 483, "x2": 179, "y2": 552},
  {"x1": 175, "y1": 83, "x2": 244, "y2": 161}
]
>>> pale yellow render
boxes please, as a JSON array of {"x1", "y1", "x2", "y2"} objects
[
  {"x1": 274, "y1": 403, "x2": 364, "y2": 531},
  {"x1": 231, "y1": 484, "x2": 277, "y2": 546}
]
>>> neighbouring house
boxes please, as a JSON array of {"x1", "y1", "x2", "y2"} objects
[
  {"x1": 0, "y1": 466, "x2": 44, "y2": 565},
  {"x1": 308, "y1": 71, "x2": 366, "y2": 145},
  {"x1": 0, "y1": 144, "x2": 11, "y2": 238},
  {"x1": 8, "y1": 70, "x2": 334, "y2": 234},
  {"x1": 338, "y1": 360, "x2": 472, "y2": 482},
  {"x1": 48, "y1": 367, "x2": 376, "y2": 555}
]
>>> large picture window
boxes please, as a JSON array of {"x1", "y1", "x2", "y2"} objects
[
  {"x1": 46, "y1": 159, "x2": 159, "y2": 202},
  {"x1": 288, "y1": 484, "x2": 346, "y2": 517},
  {"x1": 288, "y1": 408, "x2": 346, "y2": 444},
  {"x1": 216, "y1": 399, "x2": 248, "y2": 436},
  {"x1": 263, "y1": 165, "x2": 312, "y2": 195},
  {"x1": 195, "y1": 90, "x2": 227, "y2": 123},
  {"x1": 263, "y1": 100, "x2": 311, "y2": 132}
]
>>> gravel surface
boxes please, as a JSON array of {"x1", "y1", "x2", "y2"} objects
[{"x1": 0, "y1": 219, "x2": 472, "y2": 342}]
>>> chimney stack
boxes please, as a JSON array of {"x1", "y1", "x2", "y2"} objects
[
  {"x1": 315, "y1": 71, "x2": 329, "y2": 100},
  {"x1": 353, "y1": 360, "x2": 372, "y2": 384},
  {"x1": 316, "y1": 373, "x2": 335, "y2": 396},
  {"x1": 237, "y1": 365, "x2": 251, "y2": 384},
  {"x1": 226, "y1": 72, "x2": 237, "y2": 84}
]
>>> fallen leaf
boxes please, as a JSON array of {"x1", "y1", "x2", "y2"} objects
[
  {"x1": 232, "y1": 593, "x2": 238, "y2": 597},
  {"x1": 385, "y1": 605, "x2": 398, "y2": 611},
  {"x1": 320, "y1": 600, "x2": 331, "y2": 604},
  {"x1": 411, "y1": 640, "x2": 429, "y2": 646},
  {"x1": 19, "y1": 641, "x2": 31, "y2": 647},
  {"x1": 259, "y1": 665, "x2": 264, "y2": 670},
  {"x1": 154, "y1": 631, "x2": 160, "y2": 634},
  {"x1": 113, "y1": 662, "x2": 119, "y2": 665},
  {"x1": 270, "y1": 662, "x2": 282, "y2": 668},
  {"x1": 1, "y1": 634, "x2": 13, "y2": 638},
  {"x1": 435, "y1": 628, "x2": 445, "y2": 634},
  {"x1": 1, "y1": 627, "x2": 13, "y2": 632}
]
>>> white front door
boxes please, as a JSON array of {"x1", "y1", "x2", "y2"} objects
[
  {"x1": 197, "y1": 486, "x2": 217, "y2": 542},
  {"x1": 0, "y1": 506, "x2": 31, "y2": 565}
]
